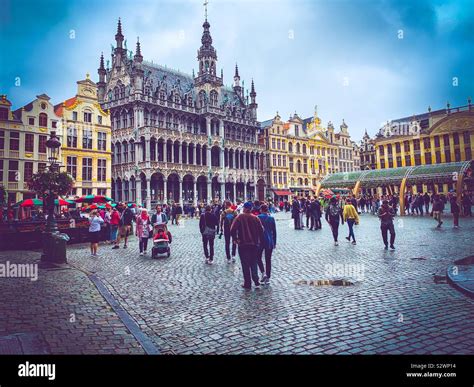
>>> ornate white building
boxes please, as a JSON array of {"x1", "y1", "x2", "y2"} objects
[{"x1": 98, "y1": 16, "x2": 266, "y2": 208}]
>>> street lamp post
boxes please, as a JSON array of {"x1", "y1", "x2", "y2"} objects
[
  {"x1": 41, "y1": 131, "x2": 68, "y2": 264},
  {"x1": 44, "y1": 131, "x2": 61, "y2": 234}
]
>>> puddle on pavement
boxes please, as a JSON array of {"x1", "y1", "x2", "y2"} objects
[{"x1": 294, "y1": 279, "x2": 354, "y2": 287}]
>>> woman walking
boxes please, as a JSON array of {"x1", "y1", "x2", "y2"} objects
[
  {"x1": 343, "y1": 199, "x2": 359, "y2": 245},
  {"x1": 325, "y1": 197, "x2": 344, "y2": 246},
  {"x1": 257, "y1": 204, "x2": 277, "y2": 285},
  {"x1": 136, "y1": 208, "x2": 152, "y2": 255},
  {"x1": 89, "y1": 210, "x2": 104, "y2": 256}
]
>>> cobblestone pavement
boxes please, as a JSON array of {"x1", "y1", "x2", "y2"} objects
[
  {"x1": 0, "y1": 250, "x2": 145, "y2": 354},
  {"x1": 63, "y1": 211, "x2": 474, "y2": 355}
]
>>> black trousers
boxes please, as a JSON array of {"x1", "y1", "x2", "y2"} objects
[
  {"x1": 139, "y1": 237, "x2": 148, "y2": 253},
  {"x1": 381, "y1": 223, "x2": 396, "y2": 246},
  {"x1": 257, "y1": 247, "x2": 273, "y2": 278},
  {"x1": 202, "y1": 235, "x2": 215, "y2": 260},
  {"x1": 329, "y1": 221, "x2": 339, "y2": 242},
  {"x1": 308, "y1": 215, "x2": 315, "y2": 229},
  {"x1": 238, "y1": 245, "x2": 260, "y2": 288},
  {"x1": 315, "y1": 216, "x2": 322, "y2": 229},
  {"x1": 224, "y1": 232, "x2": 236, "y2": 260}
]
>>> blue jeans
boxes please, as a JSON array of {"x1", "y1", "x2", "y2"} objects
[
  {"x1": 347, "y1": 219, "x2": 356, "y2": 242},
  {"x1": 110, "y1": 225, "x2": 118, "y2": 242},
  {"x1": 238, "y1": 245, "x2": 260, "y2": 288}
]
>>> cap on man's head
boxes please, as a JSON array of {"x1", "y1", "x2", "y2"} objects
[{"x1": 243, "y1": 201, "x2": 253, "y2": 210}]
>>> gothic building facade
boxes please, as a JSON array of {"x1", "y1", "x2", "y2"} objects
[{"x1": 98, "y1": 17, "x2": 266, "y2": 208}]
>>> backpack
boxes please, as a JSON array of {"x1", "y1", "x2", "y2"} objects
[
  {"x1": 223, "y1": 212, "x2": 235, "y2": 229},
  {"x1": 259, "y1": 215, "x2": 274, "y2": 249},
  {"x1": 329, "y1": 205, "x2": 340, "y2": 219}
]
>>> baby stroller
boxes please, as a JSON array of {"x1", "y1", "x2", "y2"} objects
[{"x1": 151, "y1": 224, "x2": 171, "y2": 259}]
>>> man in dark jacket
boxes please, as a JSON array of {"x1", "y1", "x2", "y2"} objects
[
  {"x1": 378, "y1": 200, "x2": 396, "y2": 250},
  {"x1": 423, "y1": 192, "x2": 430, "y2": 214},
  {"x1": 199, "y1": 205, "x2": 219, "y2": 264},
  {"x1": 220, "y1": 201, "x2": 238, "y2": 262},
  {"x1": 312, "y1": 199, "x2": 322, "y2": 230},
  {"x1": 432, "y1": 194, "x2": 444, "y2": 228},
  {"x1": 291, "y1": 197, "x2": 302, "y2": 230},
  {"x1": 305, "y1": 199, "x2": 314, "y2": 229},
  {"x1": 230, "y1": 201, "x2": 264, "y2": 290},
  {"x1": 325, "y1": 197, "x2": 344, "y2": 246}
]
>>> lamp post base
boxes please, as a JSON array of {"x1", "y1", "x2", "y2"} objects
[{"x1": 41, "y1": 231, "x2": 69, "y2": 264}]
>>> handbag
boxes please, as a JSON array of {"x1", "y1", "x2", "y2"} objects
[{"x1": 203, "y1": 225, "x2": 216, "y2": 237}]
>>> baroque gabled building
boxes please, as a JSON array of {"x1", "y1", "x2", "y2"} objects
[
  {"x1": 98, "y1": 17, "x2": 266, "y2": 208},
  {"x1": 0, "y1": 94, "x2": 61, "y2": 204},
  {"x1": 55, "y1": 75, "x2": 112, "y2": 198}
]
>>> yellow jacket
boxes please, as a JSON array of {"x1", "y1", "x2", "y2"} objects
[{"x1": 343, "y1": 204, "x2": 360, "y2": 224}]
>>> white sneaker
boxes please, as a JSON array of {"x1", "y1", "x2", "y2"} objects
[
  {"x1": 140, "y1": 252, "x2": 144, "y2": 256},
  {"x1": 334, "y1": 241, "x2": 338, "y2": 246}
]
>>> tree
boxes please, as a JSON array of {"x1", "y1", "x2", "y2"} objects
[{"x1": 27, "y1": 170, "x2": 74, "y2": 197}]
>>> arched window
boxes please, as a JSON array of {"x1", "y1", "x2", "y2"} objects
[
  {"x1": 210, "y1": 90, "x2": 218, "y2": 106},
  {"x1": 302, "y1": 144, "x2": 307, "y2": 154},
  {"x1": 199, "y1": 90, "x2": 206, "y2": 108},
  {"x1": 39, "y1": 113, "x2": 48, "y2": 127},
  {"x1": 296, "y1": 143, "x2": 301, "y2": 154},
  {"x1": 114, "y1": 87, "x2": 120, "y2": 100},
  {"x1": 288, "y1": 142, "x2": 293, "y2": 153},
  {"x1": 297, "y1": 160, "x2": 301, "y2": 173}
]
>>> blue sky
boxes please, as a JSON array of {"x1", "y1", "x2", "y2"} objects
[{"x1": 0, "y1": 0, "x2": 472, "y2": 141}]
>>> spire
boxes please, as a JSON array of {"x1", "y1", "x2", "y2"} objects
[
  {"x1": 99, "y1": 52, "x2": 105, "y2": 70},
  {"x1": 196, "y1": 9, "x2": 217, "y2": 78},
  {"x1": 204, "y1": 0, "x2": 209, "y2": 21},
  {"x1": 134, "y1": 36, "x2": 143, "y2": 62},
  {"x1": 233, "y1": 64, "x2": 241, "y2": 88},
  {"x1": 115, "y1": 18, "x2": 124, "y2": 48},
  {"x1": 250, "y1": 79, "x2": 256, "y2": 96}
]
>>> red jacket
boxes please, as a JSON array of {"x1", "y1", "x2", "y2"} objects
[{"x1": 110, "y1": 210, "x2": 120, "y2": 225}]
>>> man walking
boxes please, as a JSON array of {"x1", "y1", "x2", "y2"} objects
[
  {"x1": 220, "y1": 200, "x2": 237, "y2": 263},
  {"x1": 113, "y1": 203, "x2": 134, "y2": 249},
  {"x1": 199, "y1": 205, "x2": 219, "y2": 264},
  {"x1": 257, "y1": 204, "x2": 277, "y2": 285},
  {"x1": 230, "y1": 201, "x2": 264, "y2": 290},
  {"x1": 325, "y1": 197, "x2": 344, "y2": 246},
  {"x1": 423, "y1": 192, "x2": 430, "y2": 215},
  {"x1": 432, "y1": 194, "x2": 444, "y2": 228},
  {"x1": 378, "y1": 200, "x2": 396, "y2": 250}
]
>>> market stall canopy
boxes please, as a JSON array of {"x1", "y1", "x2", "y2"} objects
[
  {"x1": 74, "y1": 195, "x2": 113, "y2": 203},
  {"x1": 273, "y1": 190, "x2": 292, "y2": 196},
  {"x1": 320, "y1": 161, "x2": 473, "y2": 189}
]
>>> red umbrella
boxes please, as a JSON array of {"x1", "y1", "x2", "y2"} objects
[{"x1": 75, "y1": 194, "x2": 113, "y2": 203}]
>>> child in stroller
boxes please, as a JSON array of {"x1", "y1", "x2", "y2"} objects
[{"x1": 152, "y1": 224, "x2": 172, "y2": 258}]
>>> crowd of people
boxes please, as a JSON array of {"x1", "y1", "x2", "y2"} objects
[{"x1": 82, "y1": 189, "x2": 473, "y2": 290}]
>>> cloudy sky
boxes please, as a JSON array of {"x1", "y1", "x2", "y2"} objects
[{"x1": 0, "y1": 0, "x2": 472, "y2": 141}]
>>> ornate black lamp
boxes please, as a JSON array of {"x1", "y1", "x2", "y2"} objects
[{"x1": 42, "y1": 130, "x2": 68, "y2": 263}]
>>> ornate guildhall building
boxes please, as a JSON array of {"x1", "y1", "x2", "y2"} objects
[{"x1": 98, "y1": 16, "x2": 266, "y2": 208}]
